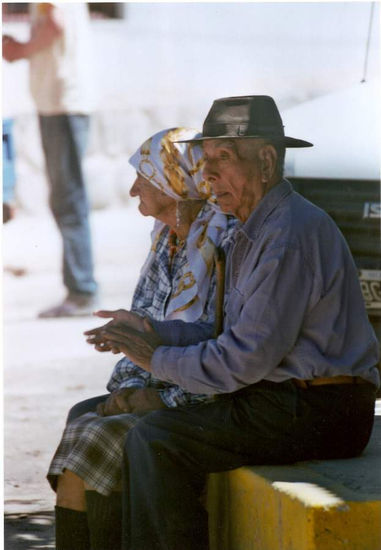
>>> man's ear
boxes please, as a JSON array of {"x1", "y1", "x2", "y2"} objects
[{"x1": 258, "y1": 145, "x2": 277, "y2": 183}]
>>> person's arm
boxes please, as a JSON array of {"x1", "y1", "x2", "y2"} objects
[
  {"x1": 102, "y1": 245, "x2": 314, "y2": 394},
  {"x1": 100, "y1": 317, "x2": 213, "y2": 373},
  {"x1": 2, "y1": 4, "x2": 63, "y2": 62},
  {"x1": 151, "y1": 246, "x2": 314, "y2": 394},
  {"x1": 151, "y1": 319, "x2": 214, "y2": 346}
]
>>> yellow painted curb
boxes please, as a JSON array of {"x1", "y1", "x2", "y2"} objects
[{"x1": 207, "y1": 467, "x2": 381, "y2": 550}]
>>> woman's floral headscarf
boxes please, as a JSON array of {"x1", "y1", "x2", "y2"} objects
[{"x1": 129, "y1": 127, "x2": 232, "y2": 321}]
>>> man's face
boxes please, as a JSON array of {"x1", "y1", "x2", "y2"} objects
[
  {"x1": 202, "y1": 139, "x2": 264, "y2": 222},
  {"x1": 130, "y1": 173, "x2": 176, "y2": 220}
]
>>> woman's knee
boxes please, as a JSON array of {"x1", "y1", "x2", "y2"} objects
[{"x1": 66, "y1": 395, "x2": 109, "y2": 423}]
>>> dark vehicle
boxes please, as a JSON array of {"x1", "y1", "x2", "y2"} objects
[
  {"x1": 289, "y1": 177, "x2": 381, "y2": 343},
  {"x1": 284, "y1": 80, "x2": 381, "y2": 358}
]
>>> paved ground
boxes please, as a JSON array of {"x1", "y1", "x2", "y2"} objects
[
  {"x1": 3, "y1": 206, "x2": 152, "y2": 549},
  {"x1": 5, "y1": 513, "x2": 55, "y2": 550}
]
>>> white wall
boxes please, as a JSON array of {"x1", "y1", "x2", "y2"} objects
[
  {"x1": 2, "y1": 2, "x2": 380, "y2": 213},
  {"x1": 284, "y1": 79, "x2": 381, "y2": 180}
]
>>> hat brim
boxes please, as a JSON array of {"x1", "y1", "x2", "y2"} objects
[{"x1": 175, "y1": 135, "x2": 313, "y2": 148}]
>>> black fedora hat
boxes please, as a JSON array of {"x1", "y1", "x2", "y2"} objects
[{"x1": 177, "y1": 95, "x2": 313, "y2": 148}]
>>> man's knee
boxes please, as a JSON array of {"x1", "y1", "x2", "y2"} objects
[{"x1": 125, "y1": 410, "x2": 171, "y2": 455}]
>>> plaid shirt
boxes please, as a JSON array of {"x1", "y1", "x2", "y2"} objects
[{"x1": 107, "y1": 207, "x2": 237, "y2": 407}]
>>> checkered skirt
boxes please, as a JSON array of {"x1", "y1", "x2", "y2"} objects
[{"x1": 47, "y1": 412, "x2": 142, "y2": 496}]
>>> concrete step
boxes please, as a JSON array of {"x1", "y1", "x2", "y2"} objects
[{"x1": 207, "y1": 414, "x2": 381, "y2": 550}]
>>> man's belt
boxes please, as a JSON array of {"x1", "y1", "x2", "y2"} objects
[{"x1": 292, "y1": 375, "x2": 369, "y2": 389}]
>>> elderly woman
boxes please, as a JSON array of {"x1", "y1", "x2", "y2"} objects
[{"x1": 48, "y1": 127, "x2": 236, "y2": 550}]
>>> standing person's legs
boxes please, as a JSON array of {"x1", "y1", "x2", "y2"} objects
[
  {"x1": 122, "y1": 381, "x2": 376, "y2": 550},
  {"x1": 38, "y1": 114, "x2": 98, "y2": 318}
]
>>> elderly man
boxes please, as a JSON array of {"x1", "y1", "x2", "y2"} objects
[{"x1": 102, "y1": 96, "x2": 380, "y2": 550}]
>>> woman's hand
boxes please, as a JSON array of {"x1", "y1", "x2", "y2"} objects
[
  {"x1": 126, "y1": 388, "x2": 167, "y2": 414},
  {"x1": 96, "y1": 388, "x2": 167, "y2": 416},
  {"x1": 94, "y1": 309, "x2": 146, "y2": 332},
  {"x1": 96, "y1": 388, "x2": 136, "y2": 416}
]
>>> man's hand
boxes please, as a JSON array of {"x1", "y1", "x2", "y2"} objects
[
  {"x1": 84, "y1": 310, "x2": 145, "y2": 353},
  {"x1": 96, "y1": 388, "x2": 136, "y2": 417},
  {"x1": 85, "y1": 323, "x2": 118, "y2": 353},
  {"x1": 102, "y1": 319, "x2": 162, "y2": 372},
  {"x1": 3, "y1": 6, "x2": 63, "y2": 63}
]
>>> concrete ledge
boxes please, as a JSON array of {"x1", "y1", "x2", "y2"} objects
[{"x1": 207, "y1": 416, "x2": 381, "y2": 550}]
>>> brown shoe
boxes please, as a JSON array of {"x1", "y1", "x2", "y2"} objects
[{"x1": 38, "y1": 293, "x2": 98, "y2": 319}]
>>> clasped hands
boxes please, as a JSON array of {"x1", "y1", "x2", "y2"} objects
[{"x1": 84, "y1": 309, "x2": 162, "y2": 372}]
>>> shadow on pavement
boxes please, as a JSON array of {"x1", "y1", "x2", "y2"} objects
[{"x1": 4, "y1": 512, "x2": 55, "y2": 550}]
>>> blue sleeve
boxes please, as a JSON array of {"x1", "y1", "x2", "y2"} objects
[
  {"x1": 151, "y1": 319, "x2": 215, "y2": 346},
  {"x1": 151, "y1": 247, "x2": 314, "y2": 394}
]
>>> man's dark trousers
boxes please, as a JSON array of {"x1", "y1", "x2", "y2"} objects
[{"x1": 122, "y1": 380, "x2": 376, "y2": 550}]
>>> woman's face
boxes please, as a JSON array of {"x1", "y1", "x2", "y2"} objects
[{"x1": 130, "y1": 173, "x2": 177, "y2": 221}]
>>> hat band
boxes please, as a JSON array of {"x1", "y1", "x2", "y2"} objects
[{"x1": 202, "y1": 122, "x2": 285, "y2": 139}]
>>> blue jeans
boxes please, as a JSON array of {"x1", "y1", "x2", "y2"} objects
[{"x1": 39, "y1": 114, "x2": 97, "y2": 295}]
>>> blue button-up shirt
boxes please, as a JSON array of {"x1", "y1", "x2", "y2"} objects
[{"x1": 152, "y1": 180, "x2": 380, "y2": 393}]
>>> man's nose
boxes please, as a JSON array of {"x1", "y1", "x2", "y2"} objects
[{"x1": 202, "y1": 159, "x2": 218, "y2": 182}]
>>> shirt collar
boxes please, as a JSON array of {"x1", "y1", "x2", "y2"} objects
[{"x1": 240, "y1": 179, "x2": 293, "y2": 240}]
